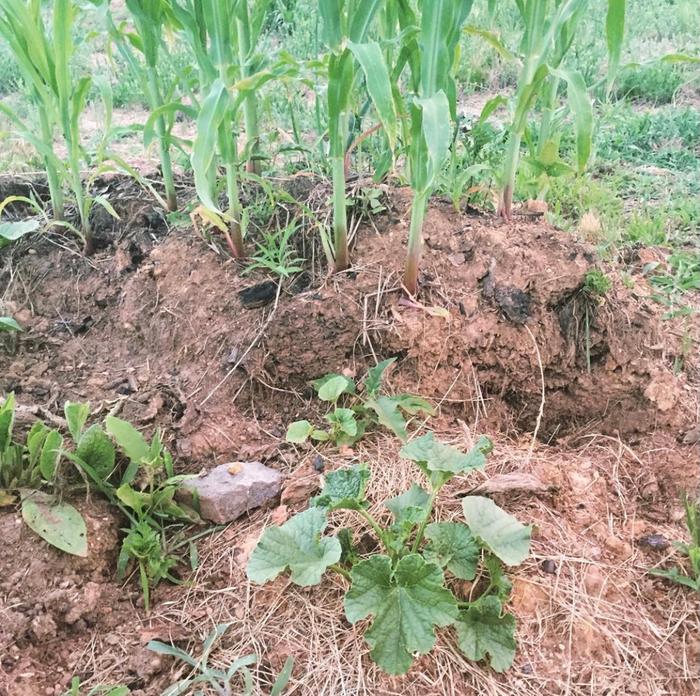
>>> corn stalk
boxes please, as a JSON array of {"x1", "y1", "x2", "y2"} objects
[
  {"x1": 121, "y1": 0, "x2": 179, "y2": 211},
  {"x1": 319, "y1": 0, "x2": 396, "y2": 272},
  {"x1": 401, "y1": 0, "x2": 474, "y2": 295}
]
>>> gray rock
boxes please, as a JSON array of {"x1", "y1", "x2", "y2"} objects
[{"x1": 178, "y1": 461, "x2": 282, "y2": 523}]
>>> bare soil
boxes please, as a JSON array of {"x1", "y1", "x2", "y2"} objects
[{"x1": 0, "y1": 179, "x2": 698, "y2": 695}]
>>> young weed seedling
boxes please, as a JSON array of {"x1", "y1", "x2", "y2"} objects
[
  {"x1": 651, "y1": 495, "x2": 700, "y2": 592},
  {"x1": 286, "y1": 358, "x2": 434, "y2": 447},
  {"x1": 148, "y1": 623, "x2": 294, "y2": 696},
  {"x1": 247, "y1": 433, "x2": 531, "y2": 675}
]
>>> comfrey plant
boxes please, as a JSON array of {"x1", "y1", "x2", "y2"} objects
[{"x1": 247, "y1": 433, "x2": 531, "y2": 675}]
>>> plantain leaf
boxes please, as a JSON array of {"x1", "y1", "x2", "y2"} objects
[
  {"x1": 39, "y1": 430, "x2": 63, "y2": 480},
  {"x1": 64, "y1": 401, "x2": 89, "y2": 442},
  {"x1": 21, "y1": 492, "x2": 87, "y2": 557}
]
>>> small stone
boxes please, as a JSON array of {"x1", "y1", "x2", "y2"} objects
[
  {"x1": 605, "y1": 535, "x2": 633, "y2": 559},
  {"x1": 637, "y1": 534, "x2": 670, "y2": 551},
  {"x1": 541, "y1": 559, "x2": 557, "y2": 574},
  {"x1": 177, "y1": 461, "x2": 282, "y2": 524},
  {"x1": 31, "y1": 613, "x2": 58, "y2": 642}
]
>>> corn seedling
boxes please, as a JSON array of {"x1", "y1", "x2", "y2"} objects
[
  {"x1": 651, "y1": 495, "x2": 700, "y2": 592},
  {"x1": 319, "y1": 0, "x2": 397, "y2": 271},
  {"x1": 0, "y1": 0, "x2": 116, "y2": 253},
  {"x1": 148, "y1": 623, "x2": 294, "y2": 696},
  {"x1": 287, "y1": 358, "x2": 435, "y2": 446},
  {"x1": 248, "y1": 432, "x2": 531, "y2": 675},
  {"x1": 492, "y1": 0, "x2": 626, "y2": 219}
]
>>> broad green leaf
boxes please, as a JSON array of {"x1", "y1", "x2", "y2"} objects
[
  {"x1": 247, "y1": 507, "x2": 341, "y2": 586},
  {"x1": 0, "y1": 393, "x2": 15, "y2": 451},
  {"x1": 26, "y1": 421, "x2": 49, "y2": 466},
  {"x1": 400, "y1": 433, "x2": 492, "y2": 486},
  {"x1": 461, "y1": 496, "x2": 531, "y2": 566},
  {"x1": 64, "y1": 401, "x2": 89, "y2": 442},
  {"x1": 314, "y1": 374, "x2": 355, "y2": 402},
  {"x1": 365, "y1": 395, "x2": 408, "y2": 441},
  {"x1": 21, "y1": 492, "x2": 87, "y2": 557},
  {"x1": 348, "y1": 41, "x2": 397, "y2": 148},
  {"x1": 385, "y1": 484, "x2": 429, "y2": 526},
  {"x1": 454, "y1": 596, "x2": 516, "y2": 672},
  {"x1": 551, "y1": 67, "x2": 592, "y2": 173},
  {"x1": 105, "y1": 415, "x2": 149, "y2": 464},
  {"x1": 286, "y1": 420, "x2": 314, "y2": 443},
  {"x1": 424, "y1": 522, "x2": 480, "y2": 580},
  {"x1": 313, "y1": 464, "x2": 370, "y2": 511},
  {"x1": 116, "y1": 483, "x2": 150, "y2": 516},
  {"x1": 75, "y1": 424, "x2": 116, "y2": 480},
  {"x1": 39, "y1": 430, "x2": 63, "y2": 480},
  {"x1": 0, "y1": 219, "x2": 39, "y2": 246},
  {"x1": 363, "y1": 358, "x2": 396, "y2": 396},
  {"x1": 0, "y1": 316, "x2": 22, "y2": 332},
  {"x1": 463, "y1": 25, "x2": 515, "y2": 62},
  {"x1": 344, "y1": 553, "x2": 458, "y2": 675},
  {"x1": 392, "y1": 394, "x2": 436, "y2": 416},
  {"x1": 325, "y1": 408, "x2": 358, "y2": 437}
]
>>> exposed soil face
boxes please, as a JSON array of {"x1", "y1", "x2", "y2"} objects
[{"x1": 1, "y1": 181, "x2": 698, "y2": 695}]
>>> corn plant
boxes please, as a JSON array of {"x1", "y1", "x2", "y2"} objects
[
  {"x1": 495, "y1": 0, "x2": 627, "y2": 219},
  {"x1": 398, "y1": 0, "x2": 474, "y2": 295},
  {"x1": 0, "y1": 0, "x2": 108, "y2": 253},
  {"x1": 180, "y1": 0, "x2": 281, "y2": 258},
  {"x1": 319, "y1": 0, "x2": 397, "y2": 271},
  {"x1": 114, "y1": 0, "x2": 180, "y2": 211}
]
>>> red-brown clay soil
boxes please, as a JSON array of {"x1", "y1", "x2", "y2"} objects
[{"x1": 1, "y1": 179, "x2": 698, "y2": 695}]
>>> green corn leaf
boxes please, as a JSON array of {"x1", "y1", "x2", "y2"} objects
[
  {"x1": 21, "y1": 491, "x2": 87, "y2": 557},
  {"x1": 344, "y1": 553, "x2": 458, "y2": 675},
  {"x1": 410, "y1": 91, "x2": 452, "y2": 194},
  {"x1": 455, "y1": 596, "x2": 516, "y2": 672},
  {"x1": 551, "y1": 67, "x2": 592, "y2": 173},
  {"x1": 605, "y1": 0, "x2": 626, "y2": 93},
  {"x1": 424, "y1": 522, "x2": 480, "y2": 580},
  {"x1": 191, "y1": 79, "x2": 231, "y2": 212},
  {"x1": 39, "y1": 430, "x2": 63, "y2": 480},
  {"x1": 463, "y1": 25, "x2": 515, "y2": 62},
  {"x1": 348, "y1": 41, "x2": 397, "y2": 149},
  {"x1": 313, "y1": 463, "x2": 370, "y2": 511},
  {"x1": 247, "y1": 507, "x2": 341, "y2": 586},
  {"x1": 461, "y1": 496, "x2": 531, "y2": 566},
  {"x1": 319, "y1": 0, "x2": 343, "y2": 50}
]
